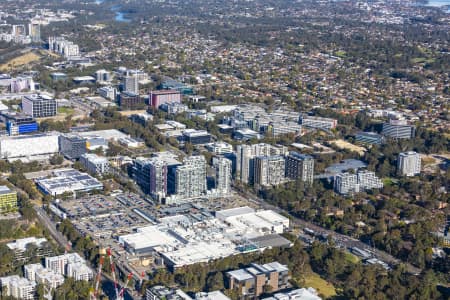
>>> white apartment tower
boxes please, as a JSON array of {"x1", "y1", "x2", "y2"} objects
[
  {"x1": 397, "y1": 151, "x2": 421, "y2": 176},
  {"x1": 214, "y1": 157, "x2": 232, "y2": 194},
  {"x1": 174, "y1": 156, "x2": 207, "y2": 199}
]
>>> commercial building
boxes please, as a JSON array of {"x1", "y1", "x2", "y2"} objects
[
  {"x1": 45, "y1": 253, "x2": 93, "y2": 281},
  {"x1": 150, "y1": 90, "x2": 182, "y2": 108},
  {"x1": 80, "y1": 153, "x2": 110, "y2": 175},
  {"x1": 285, "y1": 152, "x2": 314, "y2": 184},
  {"x1": 0, "y1": 275, "x2": 36, "y2": 300},
  {"x1": 98, "y1": 86, "x2": 117, "y2": 100},
  {"x1": 195, "y1": 291, "x2": 231, "y2": 300},
  {"x1": 0, "y1": 185, "x2": 17, "y2": 213},
  {"x1": 205, "y1": 141, "x2": 233, "y2": 154},
  {"x1": 120, "y1": 91, "x2": 142, "y2": 111},
  {"x1": 159, "y1": 102, "x2": 188, "y2": 114},
  {"x1": 382, "y1": 119, "x2": 415, "y2": 139},
  {"x1": 35, "y1": 168, "x2": 103, "y2": 196},
  {"x1": 28, "y1": 22, "x2": 41, "y2": 42},
  {"x1": 7, "y1": 237, "x2": 52, "y2": 262},
  {"x1": 254, "y1": 155, "x2": 286, "y2": 186},
  {"x1": 267, "y1": 122, "x2": 302, "y2": 137},
  {"x1": 59, "y1": 134, "x2": 87, "y2": 160},
  {"x1": 226, "y1": 262, "x2": 289, "y2": 298},
  {"x1": 22, "y1": 93, "x2": 57, "y2": 118},
  {"x1": 2, "y1": 111, "x2": 38, "y2": 136},
  {"x1": 355, "y1": 132, "x2": 385, "y2": 145},
  {"x1": 119, "y1": 207, "x2": 290, "y2": 268},
  {"x1": 213, "y1": 157, "x2": 232, "y2": 194},
  {"x1": 182, "y1": 129, "x2": 211, "y2": 145},
  {"x1": 95, "y1": 69, "x2": 111, "y2": 83},
  {"x1": 161, "y1": 78, "x2": 193, "y2": 95},
  {"x1": 299, "y1": 116, "x2": 337, "y2": 130},
  {"x1": 397, "y1": 151, "x2": 421, "y2": 176},
  {"x1": 0, "y1": 133, "x2": 59, "y2": 160},
  {"x1": 173, "y1": 156, "x2": 207, "y2": 199},
  {"x1": 123, "y1": 75, "x2": 139, "y2": 95}
]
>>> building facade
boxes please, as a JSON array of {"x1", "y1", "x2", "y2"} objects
[
  {"x1": 254, "y1": 155, "x2": 285, "y2": 186},
  {"x1": 382, "y1": 119, "x2": 415, "y2": 139},
  {"x1": 59, "y1": 134, "x2": 87, "y2": 160},
  {"x1": 0, "y1": 185, "x2": 17, "y2": 213},
  {"x1": 22, "y1": 94, "x2": 57, "y2": 118},
  {"x1": 299, "y1": 116, "x2": 337, "y2": 130},
  {"x1": 80, "y1": 153, "x2": 110, "y2": 175},
  {"x1": 118, "y1": 91, "x2": 144, "y2": 110},
  {"x1": 226, "y1": 262, "x2": 289, "y2": 299},
  {"x1": 133, "y1": 157, "x2": 168, "y2": 198},
  {"x1": 397, "y1": 151, "x2": 421, "y2": 176},
  {"x1": 214, "y1": 157, "x2": 232, "y2": 194},
  {"x1": 150, "y1": 90, "x2": 182, "y2": 108},
  {"x1": 334, "y1": 172, "x2": 359, "y2": 195},
  {"x1": 174, "y1": 156, "x2": 207, "y2": 199},
  {"x1": 285, "y1": 152, "x2": 314, "y2": 184},
  {"x1": 0, "y1": 275, "x2": 36, "y2": 300}
]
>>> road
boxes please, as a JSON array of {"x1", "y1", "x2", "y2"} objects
[
  {"x1": 238, "y1": 191, "x2": 422, "y2": 275},
  {"x1": 34, "y1": 206, "x2": 142, "y2": 300}
]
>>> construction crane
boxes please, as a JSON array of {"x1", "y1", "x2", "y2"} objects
[{"x1": 91, "y1": 248, "x2": 135, "y2": 300}]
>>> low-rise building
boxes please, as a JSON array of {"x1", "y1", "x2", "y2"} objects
[
  {"x1": 59, "y1": 134, "x2": 87, "y2": 160},
  {"x1": 226, "y1": 262, "x2": 290, "y2": 298},
  {"x1": 0, "y1": 275, "x2": 36, "y2": 300},
  {"x1": 80, "y1": 153, "x2": 110, "y2": 175},
  {"x1": 0, "y1": 185, "x2": 17, "y2": 213},
  {"x1": 6, "y1": 237, "x2": 52, "y2": 262},
  {"x1": 299, "y1": 116, "x2": 337, "y2": 130}
]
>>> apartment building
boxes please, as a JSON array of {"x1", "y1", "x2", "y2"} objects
[
  {"x1": 397, "y1": 151, "x2": 421, "y2": 176},
  {"x1": 0, "y1": 185, "x2": 17, "y2": 213},
  {"x1": 254, "y1": 155, "x2": 286, "y2": 186},
  {"x1": 285, "y1": 152, "x2": 314, "y2": 185},
  {"x1": 80, "y1": 153, "x2": 110, "y2": 175}
]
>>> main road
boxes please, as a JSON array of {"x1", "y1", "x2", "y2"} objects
[{"x1": 237, "y1": 190, "x2": 422, "y2": 275}]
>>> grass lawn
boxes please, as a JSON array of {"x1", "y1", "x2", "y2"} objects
[
  {"x1": 0, "y1": 52, "x2": 41, "y2": 71},
  {"x1": 335, "y1": 50, "x2": 347, "y2": 58},
  {"x1": 345, "y1": 252, "x2": 360, "y2": 264},
  {"x1": 302, "y1": 272, "x2": 337, "y2": 298},
  {"x1": 58, "y1": 107, "x2": 75, "y2": 114}
]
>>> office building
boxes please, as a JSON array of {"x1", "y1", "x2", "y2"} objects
[
  {"x1": 213, "y1": 157, "x2": 232, "y2": 194},
  {"x1": 0, "y1": 133, "x2": 59, "y2": 160},
  {"x1": 150, "y1": 90, "x2": 182, "y2": 108},
  {"x1": 118, "y1": 91, "x2": 144, "y2": 110},
  {"x1": 146, "y1": 285, "x2": 192, "y2": 300},
  {"x1": 80, "y1": 153, "x2": 110, "y2": 175},
  {"x1": 355, "y1": 132, "x2": 385, "y2": 145},
  {"x1": 123, "y1": 74, "x2": 139, "y2": 94},
  {"x1": 2, "y1": 112, "x2": 38, "y2": 136},
  {"x1": 0, "y1": 275, "x2": 36, "y2": 300},
  {"x1": 236, "y1": 143, "x2": 288, "y2": 184},
  {"x1": 285, "y1": 152, "x2": 314, "y2": 184},
  {"x1": 334, "y1": 173, "x2": 359, "y2": 195},
  {"x1": 12, "y1": 25, "x2": 26, "y2": 36},
  {"x1": 226, "y1": 262, "x2": 289, "y2": 298},
  {"x1": 205, "y1": 141, "x2": 233, "y2": 154},
  {"x1": 22, "y1": 94, "x2": 57, "y2": 118},
  {"x1": 182, "y1": 129, "x2": 211, "y2": 145},
  {"x1": 59, "y1": 134, "x2": 87, "y2": 160},
  {"x1": 36, "y1": 169, "x2": 103, "y2": 196},
  {"x1": 397, "y1": 151, "x2": 421, "y2": 176},
  {"x1": 0, "y1": 185, "x2": 17, "y2": 213},
  {"x1": 45, "y1": 253, "x2": 93, "y2": 280},
  {"x1": 98, "y1": 86, "x2": 117, "y2": 100},
  {"x1": 95, "y1": 69, "x2": 111, "y2": 82},
  {"x1": 299, "y1": 116, "x2": 337, "y2": 130},
  {"x1": 382, "y1": 119, "x2": 415, "y2": 139},
  {"x1": 10, "y1": 76, "x2": 35, "y2": 93},
  {"x1": 254, "y1": 155, "x2": 285, "y2": 186},
  {"x1": 174, "y1": 156, "x2": 207, "y2": 199},
  {"x1": 267, "y1": 122, "x2": 302, "y2": 137}
]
